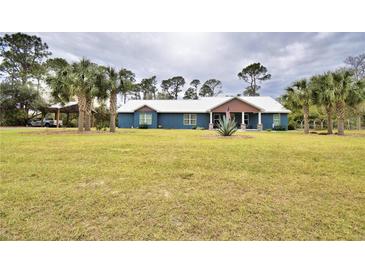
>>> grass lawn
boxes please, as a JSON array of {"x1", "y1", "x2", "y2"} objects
[{"x1": 0, "y1": 128, "x2": 364, "y2": 240}]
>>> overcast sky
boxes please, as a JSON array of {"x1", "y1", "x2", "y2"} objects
[{"x1": 28, "y1": 32, "x2": 365, "y2": 98}]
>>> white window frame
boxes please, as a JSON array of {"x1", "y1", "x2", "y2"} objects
[
  {"x1": 183, "y1": 114, "x2": 197, "y2": 126},
  {"x1": 139, "y1": 113, "x2": 152, "y2": 125},
  {"x1": 273, "y1": 113, "x2": 281, "y2": 126}
]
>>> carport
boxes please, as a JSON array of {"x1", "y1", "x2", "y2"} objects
[{"x1": 46, "y1": 102, "x2": 95, "y2": 128}]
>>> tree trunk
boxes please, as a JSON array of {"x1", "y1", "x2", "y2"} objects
[
  {"x1": 41, "y1": 112, "x2": 45, "y2": 127},
  {"x1": 66, "y1": 113, "x2": 70, "y2": 127},
  {"x1": 77, "y1": 94, "x2": 86, "y2": 132},
  {"x1": 336, "y1": 101, "x2": 345, "y2": 136},
  {"x1": 24, "y1": 108, "x2": 30, "y2": 126},
  {"x1": 356, "y1": 115, "x2": 361, "y2": 130},
  {"x1": 110, "y1": 90, "x2": 117, "y2": 133},
  {"x1": 84, "y1": 96, "x2": 92, "y2": 131},
  {"x1": 326, "y1": 105, "x2": 333, "y2": 134},
  {"x1": 303, "y1": 105, "x2": 309, "y2": 134}
]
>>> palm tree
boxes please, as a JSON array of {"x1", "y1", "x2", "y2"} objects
[
  {"x1": 98, "y1": 67, "x2": 135, "y2": 132},
  {"x1": 284, "y1": 79, "x2": 313, "y2": 134},
  {"x1": 73, "y1": 59, "x2": 102, "y2": 131},
  {"x1": 103, "y1": 67, "x2": 121, "y2": 133},
  {"x1": 46, "y1": 61, "x2": 87, "y2": 131},
  {"x1": 331, "y1": 70, "x2": 355, "y2": 135},
  {"x1": 47, "y1": 58, "x2": 100, "y2": 132},
  {"x1": 311, "y1": 73, "x2": 336, "y2": 134},
  {"x1": 346, "y1": 79, "x2": 365, "y2": 130}
]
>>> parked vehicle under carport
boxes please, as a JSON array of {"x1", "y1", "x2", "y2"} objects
[{"x1": 29, "y1": 118, "x2": 63, "y2": 127}]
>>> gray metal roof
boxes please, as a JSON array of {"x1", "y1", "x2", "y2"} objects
[{"x1": 118, "y1": 96, "x2": 290, "y2": 113}]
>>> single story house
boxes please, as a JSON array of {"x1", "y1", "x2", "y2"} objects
[{"x1": 117, "y1": 96, "x2": 290, "y2": 130}]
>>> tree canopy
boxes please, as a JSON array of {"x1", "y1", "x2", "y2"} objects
[
  {"x1": 0, "y1": 32, "x2": 51, "y2": 84},
  {"x1": 238, "y1": 63, "x2": 271, "y2": 96},
  {"x1": 199, "y1": 79, "x2": 222, "y2": 97},
  {"x1": 183, "y1": 79, "x2": 200, "y2": 99},
  {"x1": 0, "y1": 33, "x2": 51, "y2": 126},
  {"x1": 160, "y1": 76, "x2": 185, "y2": 99},
  {"x1": 139, "y1": 76, "x2": 157, "y2": 100},
  {"x1": 345, "y1": 53, "x2": 365, "y2": 80}
]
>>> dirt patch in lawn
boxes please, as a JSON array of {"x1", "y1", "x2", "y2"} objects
[
  {"x1": 202, "y1": 134, "x2": 254, "y2": 139},
  {"x1": 310, "y1": 131, "x2": 365, "y2": 137},
  {"x1": 343, "y1": 133, "x2": 365, "y2": 138},
  {"x1": 18, "y1": 130, "x2": 132, "y2": 135}
]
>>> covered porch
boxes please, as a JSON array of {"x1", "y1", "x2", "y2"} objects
[
  {"x1": 208, "y1": 97, "x2": 263, "y2": 130},
  {"x1": 209, "y1": 112, "x2": 262, "y2": 130}
]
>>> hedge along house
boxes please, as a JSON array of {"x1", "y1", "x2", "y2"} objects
[{"x1": 117, "y1": 96, "x2": 290, "y2": 130}]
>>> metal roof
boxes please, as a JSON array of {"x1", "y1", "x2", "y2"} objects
[
  {"x1": 47, "y1": 101, "x2": 96, "y2": 113},
  {"x1": 117, "y1": 96, "x2": 290, "y2": 113}
]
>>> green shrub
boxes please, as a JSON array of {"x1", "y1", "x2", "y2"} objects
[
  {"x1": 191, "y1": 125, "x2": 197, "y2": 130},
  {"x1": 288, "y1": 123, "x2": 296, "y2": 130},
  {"x1": 68, "y1": 118, "x2": 78, "y2": 128},
  {"x1": 139, "y1": 124, "x2": 149, "y2": 129},
  {"x1": 94, "y1": 103, "x2": 110, "y2": 129},
  {"x1": 96, "y1": 122, "x2": 108, "y2": 131},
  {"x1": 217, "y1": 116, "x2": 237, "y2": 136},
  {"x1": 273, "y1": 125, "x2": 286, "y2": 131}
]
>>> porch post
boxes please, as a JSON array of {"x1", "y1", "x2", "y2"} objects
[
  {"x1": 257, "y1": 112, "x2": 262, "y2": 130},
  {"x1": 209, "y1": 111, "x2": 214, "y2": 130},
  {"x1": 56, "y1": 109, "x2": 60, "y2": 128},
  {"x1": 240, "y1": 112, "x2": 246, "y2": 130}
]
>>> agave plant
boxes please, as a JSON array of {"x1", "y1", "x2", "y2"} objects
[{"x1": 217, "y1": 116, "x2": 238, "y2": 136}]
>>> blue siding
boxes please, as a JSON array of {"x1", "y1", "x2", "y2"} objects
[
  {"x1": 158, "y1": 113, "x2": 209, "y2": 129},
  {"x1": 246, "y1": 113, "x2": 288, "y2": 130},
  {"x1": 280, "y1": 113, "x2": 288, "y2": 130},
  {"x1": 133, "y1": 111, "x2": 158, "y2": 128},
  {"x1": 262, "y1": 113, "x2": 289, "y2": 130},
  {"x1": 118, "y1": 113, "x2": 134, "y2": 128},
  {"x1": 248, "y1": 113, "x2": 258, "y2": 129},
  {"x1": 118, "y1": 111, "x2": 288, "y2": 130},
  {"x1": 197, "y1": 113, "x2": 210, "y2": 128},
  {"x1": 262, "y1": 113, "x2": 272, "y2": 130}
]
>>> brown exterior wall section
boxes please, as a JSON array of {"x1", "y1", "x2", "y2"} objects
[
  {"x1": 211, "y1": 98, "x2": 260, "y2": 113},
  {"x1": 135, "y1": 105, "x2": 155, "y2": 112}
]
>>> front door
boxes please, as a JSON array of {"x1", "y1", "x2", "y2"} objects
[{"x1": 213, "y1": 113, "x2": 224, "y2": 128}]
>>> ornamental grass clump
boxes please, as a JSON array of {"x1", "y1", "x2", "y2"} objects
[{"x1": 217, "y1": 116, "x2": 238, "y2": 136}]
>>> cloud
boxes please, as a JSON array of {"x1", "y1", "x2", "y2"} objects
[{"x1": 13, "y1": 32, "x2": 365, "y2": 98}]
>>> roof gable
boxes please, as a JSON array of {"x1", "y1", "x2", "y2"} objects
[
  {"x1": 210, "y1": 97, "x2": 262, "y2": 112},
  {"x1": 135, "y1": 105, "x2": 156, "y2": 112}
]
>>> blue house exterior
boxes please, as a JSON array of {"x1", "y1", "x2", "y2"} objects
[{"x1": 117, "y1": 97, "x2": 290, "y2": 130}]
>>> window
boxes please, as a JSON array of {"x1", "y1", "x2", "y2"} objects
[
  {"x1": 183, "y1": 114, "x2": 197, "y2": 126},
  {"x1": 273, "y1": 113, "x2": 281, "y2": 126},
  {"x1": 244, "y1": 113, "x2": 249, "y2": 125},
  {"x1": 139, "y1": 113, "x2": 152, "y2": 125}
]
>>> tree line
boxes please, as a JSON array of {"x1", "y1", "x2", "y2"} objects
[
  {"x1": 0, "y1": 32, "x2": 272, "y2": 130},
  {"x1": 280, "y1": 54, "x2": 365, "y2": 136},
  {"x1": 2, "y1": 32, "x2": 363, "y2": 135}
]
